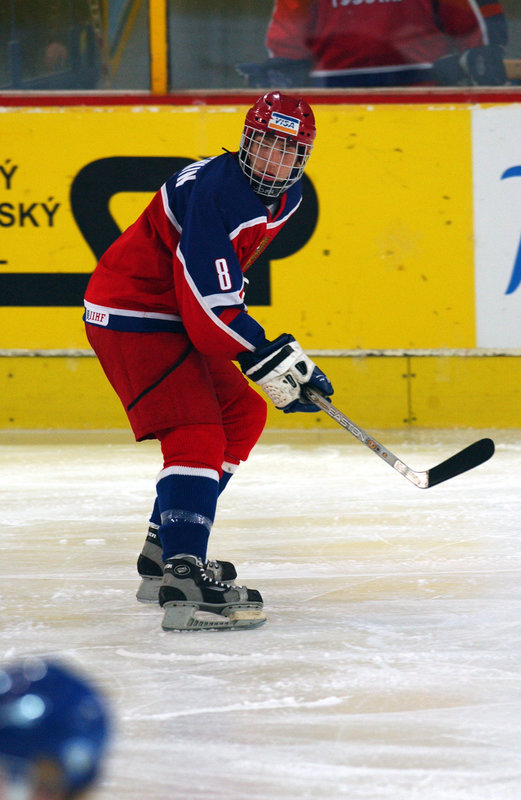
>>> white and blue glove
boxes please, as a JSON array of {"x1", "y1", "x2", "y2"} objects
[{"x1": 238, "y1": 333, "x2": 333, "y2": 413}]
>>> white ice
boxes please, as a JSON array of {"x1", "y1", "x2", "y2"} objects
[{"x1": 1, "y1": 428, "x2": 520, "y2": 800}]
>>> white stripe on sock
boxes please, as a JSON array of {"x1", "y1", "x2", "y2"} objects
[{"x1": 156, "y1": 465, "x2": 219, "y2": 484}]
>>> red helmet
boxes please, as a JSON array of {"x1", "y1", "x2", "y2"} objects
[
  {"x1": 244, "y1": 92, "x2": 316, "y2": 145},
  {"x1": 238, "y1": 92, "x2": 316, "y2": 198}
]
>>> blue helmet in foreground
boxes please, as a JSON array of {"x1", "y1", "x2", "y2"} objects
[{"x1": 0, "y1": 659, "x2": 110, "y2": 798}]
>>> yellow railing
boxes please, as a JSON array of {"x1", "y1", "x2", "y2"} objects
[{"x1": 149, "y1": 0, "x2": 168, "y2": 94}]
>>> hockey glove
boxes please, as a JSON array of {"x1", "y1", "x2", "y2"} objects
[
  {"x1": 433, "y1": 45, "x2": 506, "y2": 86},
  {"x1": 235, "y1": 58, "x2": 311, "y2": 89},
  {"x1": 237, "y1": 334, "x2": 333, "y2": 413}
]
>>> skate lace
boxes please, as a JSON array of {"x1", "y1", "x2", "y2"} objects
[{"x1": 199, "y1": 564, "x2": 243, "y2": 590}]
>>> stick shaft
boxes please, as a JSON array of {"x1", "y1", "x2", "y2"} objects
[
  {"x1": 304, "y1": 387, "x2": 494, "y2": 489},
  {"x1": 305, "y1": 387, "x2": 427, "y2": 485}
]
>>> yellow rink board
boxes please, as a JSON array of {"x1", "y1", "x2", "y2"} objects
[
  {"x1": 1, "y1": 356, "x2": 519, "y2": 430},
  {"x1": 1, "y1": 102, "x2": 474, "y2": 349}
]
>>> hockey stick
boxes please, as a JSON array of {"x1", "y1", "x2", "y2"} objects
[{"x1": 304, "y1": 387, "x2": 495, "y2": 489}]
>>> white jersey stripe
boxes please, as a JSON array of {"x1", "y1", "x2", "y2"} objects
[
  {"x1": 312, "y1": 63, "x2": 433, "y2": 77},
  {"x1": 84, "y1": 299, "x2": 181, "y2": 321},
  {"x1": 156, "y1": 465, "x2": 219, "y2": 483},
  {"x1": 161, "y1": 183, "x2": 182, "y2": 232},
  {"x1": 466, "y1": 0, "x2": 488, "y2": 44},
  {"x1": 176, "y1": 245, "x2": 256, "y2": 352}
]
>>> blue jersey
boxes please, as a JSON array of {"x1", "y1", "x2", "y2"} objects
[{"x1": 84, "y1": 152, "x2": 303, "y2": 358}]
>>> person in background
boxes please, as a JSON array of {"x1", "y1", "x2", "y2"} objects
[
  {"x1": 237, "y1": 0, "x2": 509, "y2": 88},
  {"x1": 0, "y1": 658, "x2": 111, "y2": 799},
  {"x1": 0, "y1": 0, "x2": 104, "y2": 89},
  {"x1": 84, "y1": 92, "x2": 333, "y2": 632}
]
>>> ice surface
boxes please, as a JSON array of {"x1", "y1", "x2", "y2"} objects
[{"x1": 1, "y1": 428, "x2": 520, "y2": 799}]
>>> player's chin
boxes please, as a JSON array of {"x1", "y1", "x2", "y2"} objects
[{"x1": 253, "y1": 171, "x2": 277, "y2": 182}]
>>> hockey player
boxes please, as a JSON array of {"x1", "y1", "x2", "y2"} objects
[
  {"x1": 84, "y1": 92, "x2": 333, "y2": 632},
  {"x1": 237, "y1": 0, "x2": 508, "y2": 88},
  {"x1": 0, "y1": 658, "x2": 110, "y2": 799}
]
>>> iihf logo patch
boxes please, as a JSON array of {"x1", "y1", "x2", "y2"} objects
[
  {"x1": 85, "y1": 308, "x2": 108, "y2": 326},
  {"x1": 268, "y1": 112, "x2": 300, "y2": 136}
]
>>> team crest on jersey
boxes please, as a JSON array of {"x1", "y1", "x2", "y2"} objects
[
  {"x1": 268, "y1": 112, "x2": 300, "y2": 136},
  {"x1": 243, "y1": 234, "x2": 270, "y2": 271}
]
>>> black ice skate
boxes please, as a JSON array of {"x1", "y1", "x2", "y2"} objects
[
  {"x1": 159, "y1": 554, "x2": 266, "y2": 631},
  {"x1": 136, "y1": 526, "x2": 237, "y2": 603}
]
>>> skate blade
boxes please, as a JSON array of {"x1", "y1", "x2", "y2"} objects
[
  {"x1": 161, "y1": 603, "x2": 267, "y2": 632},
  {"x1": 136, "y1": 577, "x2": 161, "y2": 604}
]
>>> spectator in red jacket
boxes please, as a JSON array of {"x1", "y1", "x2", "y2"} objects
[{"x1": 237, "y1": 0, "x2": 509, "y2": 88}]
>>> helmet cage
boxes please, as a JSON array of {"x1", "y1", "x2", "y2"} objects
[{"x1": 238, "y1": 125, "x2": 313, "y2": 198}]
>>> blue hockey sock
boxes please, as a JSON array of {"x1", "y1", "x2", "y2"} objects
[
  {"x1": 218, "y1": 471, "x2": 233, "y2": 495},
  {"x1": 156, "y1": 468, "x2": 219, "y2": 562},
  {"x1": 149, "y1": 497, "x2": 161, "y2": 527},
  {"x1": 219, "y1": 461, "x2": 238, "y2": 495}
]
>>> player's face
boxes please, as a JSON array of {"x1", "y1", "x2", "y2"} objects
[{"x1": 248, "y1": 132, "x2": 299, "y2": 183}]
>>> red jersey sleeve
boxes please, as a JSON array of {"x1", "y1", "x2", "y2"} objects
[
  {"x1": 436, "y1": 0, "x2": 507, "y2": 50},
  {"x1": 266, "y1": 0, "x2": 318, "y2": 60}
]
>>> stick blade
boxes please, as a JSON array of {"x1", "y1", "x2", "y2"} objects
[{"x1": 426, "y1": 438, "x2": 495, "y2": 488}]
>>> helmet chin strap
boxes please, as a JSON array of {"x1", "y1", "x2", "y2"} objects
[{"x1": 248, "y1": 168, "x2": 286, "y2": 199}]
